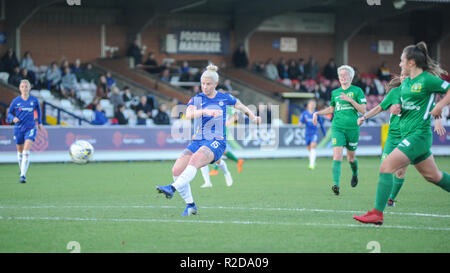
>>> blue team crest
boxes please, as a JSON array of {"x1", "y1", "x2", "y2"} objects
[{"x1": 219, "y1": 101, "x2": 224, "y2": 106}]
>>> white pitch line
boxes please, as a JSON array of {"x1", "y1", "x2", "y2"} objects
[
  {"x1": 0, "y1": 204, "x2": 449, "y2": 219},
  {"x1": 0, "y1": 215, "x2": 449, "y2": 232}
]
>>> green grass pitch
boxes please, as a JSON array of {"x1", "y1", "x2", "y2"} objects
[{"x1": 0, "y1": 157, "x2": 449, "y2": 253}]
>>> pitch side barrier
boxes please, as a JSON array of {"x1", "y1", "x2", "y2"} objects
[{"x1": 0, "y1": 125, "x2": 448, "y2": 163}]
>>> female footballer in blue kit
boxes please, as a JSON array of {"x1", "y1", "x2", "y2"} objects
[
  {"x1": 156, "y1": 64, "x2": 261, "y2": 216},
  {"x1": 7, "y1": 79, "x2": 43, "y2": 183},
  {"x1": 299, "y1": 99, "x2": 327, "y2": 170}
]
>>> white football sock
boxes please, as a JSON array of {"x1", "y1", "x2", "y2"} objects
[
  {"x1": 20, "y1": 151, "x2": 31, "y2": 177},
  {"x1": 217, "y1": 160, "x2": 230, "y2": 175},
  {"x1": 178, "y1": 183, "x2": 194, "y2": 204},
  {"x1": 171, "y1": 165, "x2": 197, "y2": 191},
  {"x1": 200, "y1": 166, "x2": 212, "y2": 186},
  {"x1": 17, "y1": 152, "x2": 23, "y2": 170},
  {"x1": 309, "y1": 149, "x2": 316, "y2": 166}
]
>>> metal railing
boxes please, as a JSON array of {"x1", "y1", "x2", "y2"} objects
[{"x1": 42, "y1": 101, "x2": 91, "y2": 126}]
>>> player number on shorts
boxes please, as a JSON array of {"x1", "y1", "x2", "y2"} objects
[
  {"x1": 366, "y1": 241, "x2": 381, "y2": 253},
  {"x1": 67, "y1": 241, "x2": 81, "y2": 253},
  {"x1": 211, "y1": 141, "x2": 220, "y2": 149}
]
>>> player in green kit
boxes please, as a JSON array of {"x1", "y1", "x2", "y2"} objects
[
  {"x1": 313, "y1": 65, "x2": 367, "y2": 195},
  {"x1": 357, "y1": 72, "x2": 446, "y2": 207},
  {"x1": 354, "y1": 42, "x2": 450, "y2": 225}
]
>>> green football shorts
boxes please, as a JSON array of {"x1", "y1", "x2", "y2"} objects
[
  {"x1": 331, "y1": 127, "x2": 360, "y2": 151},
  {"x1": 396, "y1": 132, "x2": 433, "y2": 165},
  {"x1": 381, "y1": 133, "x2": 402, "y2": 162}
]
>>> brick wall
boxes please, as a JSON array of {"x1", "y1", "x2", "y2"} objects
[
  {"x1": 11, "y1": 21, "x2": 449, "y2": 75},
  {"x1": 248, "y1": 31, "x2": 336, "y2": 70},
  {"x1": 21, "y1": 22, "x2": 101, "y2": 66},
  {"x1": 348, "y1": 34, "x2": 415, "y2": 76},
  {"x1": 440, "y1": 36, "x2": 450, "y2": 75}
]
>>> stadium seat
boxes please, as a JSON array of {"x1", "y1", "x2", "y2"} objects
[
  {"x1": 60, "y1": 99, "x2": 75, "y2": 111},
  {"x1": 30, "y1": 89, "x2": 40, "y2": 98},
  {"x1": 100, "y1": 99, "x2": 112, "y2": 108},
  {"x1": 78, "y1": 91, "x2": 94, "y2": 106},
  {"x1": 82, "y1": 109, "x2": 95, "y2": 121},
  {"x1": 39, "y1": 89, "x2": 53, "y2": 101}
]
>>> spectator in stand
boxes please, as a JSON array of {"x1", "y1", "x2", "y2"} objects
[
  {"x1": 160, "y1": 68, "x2": 171, "y2": 82},
  {"x1": 298, "y1": 58, "x2": 305, "y2": 81},
  {"x1": 45, "y1": 62, "x2": 62, "y2": 91},
  {"x1": 80, "y1": 63, "x2": 98, "y2": 83},
  {"x1": 91, "y1": 103, "x2": 108, "y2": 125},
  {"x1": 232, "y1": 44, "x2": 249, "y2": 68},
  {"x1": 135, "y1": 95, "x2": 153, "y2": 125},
  {"x1": 86, "y1": 97, "x2": 100, "y2": 110},
  {"x1": 20, "y1": 51, "x2": 37, "y2": 86},
  {"x1": 305, "y1": 56, "x2": 319, "y2": 80},
  {"x1": 8, "y1": 66, "x2": 22, "y2": 87},
  {"x1": 253, "y1": 61, "x2": 264, "y2": 74},
  {"x1": 377, "y1": 61, "x2": 391, "y2": 82},
  {"x1": 20, "y1": 68, "x2": 35, "y2": 89},
  {"x1": 192, "y1": 68, "x2": 203, "y2": 82},
  {"x1": 352, "y1": 68, "x2": 364, "y2": 89},
  {"x1": 143, "y1": 52, "x2": 159, "y2": 74},
  {"x1": 0, "y1": 106, "x2": 8, "y2": 125},
  {"x1": 109, "y1": 85, "x2": 124, "y2": 108},
  {"x1": 0, "y1": 48, "x2": 19, "y2": 74},
  {"x1": 71, "y1": 59, "x2": 83, "y2": 81},
  {"x1": 323, "y1": 58, "x2": 338, "y2": 81},
  {"x1": 122, "y1": 86, "x2": 135, "y2": 109},
  {"x1": 190, "y1": 85, "x2": 200, "y2": 95},
  {"x1": 264, "y1": 58, "x2": 279, "y2": 81},
  {"x1": 153, "y1": 103, "x2": 171, "y2": 125},
  {"x1": 127, "y1": 38, "x2": 143, "y2": 66},
  {"x1": 217, "y1": 79, "x2": 233, "y2": 93},
  {"x1": 61, "y1": 67, "x2": 78, "y2": 99},
  {"x1": 114, "y1": 104, "x2": 128, "y2": 125},
  {"x1": 277, "y1": 58, "x2": 287, "y2": 79},
  {"x1": 179, "y1": 61, "x2": 191, "y2": 82},
  {"x1": 105, "y1": 71, "x2": 116, "y2": 89},
  {"x1": 60, "y1": 59, "x2": 70, "y2": 75},
  {"x1": 96, "y1": 75, "x2": 109, "y2": 99},
  {"x1": 288, "y1": 59, "x2": 300, "y2": 83}
]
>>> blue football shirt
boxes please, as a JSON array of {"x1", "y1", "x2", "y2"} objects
[
  {"x1": 7, "y1": 95, "x2": 42, "y2": 131},
  {"x1": 300, "y1": 110, "x2": 326, "y2": 136},
  {"x1": 187, "y1": 91, "x2": 237, "y2": 141}
]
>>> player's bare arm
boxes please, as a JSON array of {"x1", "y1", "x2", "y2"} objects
[
  {"x1": 313, "y1": 106, "x2": 334, "y2": 125},
  {"x1": 234, "y1": 100, "x2": 261, "y2": 124}
]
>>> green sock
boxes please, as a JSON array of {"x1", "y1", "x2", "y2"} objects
[
  {"x1": 213, "y1": 164, "x2": 219, "y2": 171},
  {"x1": 225, "y1": 151, "x2": 238, "y2": 163},
  {"x1": 389, "y1": 176, "x2": 405, "y2": 200},
  {"x1": 332, "y1": 160, "x2": 342, "y2": 186},
  {"x1": 374, "y1": 173, "x2": 394, "y2": 212},
  {"x1": 350, "y1": 158, "x2": 358, "y2": 177},
  {"x1": 436, "y1": 172, "x2": 450, "y2": 192}
]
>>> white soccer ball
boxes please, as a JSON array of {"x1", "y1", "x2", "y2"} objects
[{"x1": 69, "y1": 140, "x2": 94, "y2": 164}]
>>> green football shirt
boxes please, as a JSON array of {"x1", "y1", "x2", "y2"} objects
[
  {"x1": 330, "y1": 85, "x2": 366, "y2": 129},
  {"x1": 379, "y1": 86, "x2": 401, "y2": 137},
  {"x1": 399, "y1": 71, "x2": 449, "y2": 137}
]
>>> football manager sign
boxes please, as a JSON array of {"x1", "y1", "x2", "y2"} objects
[{"x1": 175, "y1": 29, "x2": 230, "y2": 55}]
